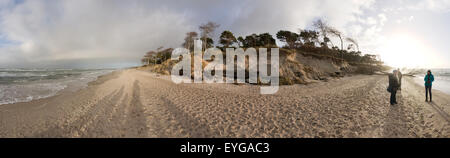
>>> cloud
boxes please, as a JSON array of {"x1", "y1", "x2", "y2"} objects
[
  {"x1": 0, "y1": 0, "x2": 193, "y2": 67},
  {"x1": 407, "y1": 0, "x2": 450, "y2": 12},
  {"x1": 345, "y1": 11, "x2": 388, "y2": 55},
  {"x1": 395, "y1": 15, "x2": 415, "y2": 24},
  {"x1": 0, "y1": 0, "x2": 376, "y2": 68}
]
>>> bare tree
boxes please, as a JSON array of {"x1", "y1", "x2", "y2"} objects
[
  {"x1": 313, "y1": 19, "x2": 332, "y2": 47},
  {"x1": 326, "y1": 27, "x2": 343, "y2": 50},
  {"x1": 345, "y1": 37, "x2": 359, "y2": 52},
  {"x1": 325, "y1": 27, "x2": 345, "y2": 62},
  {"x1": 157, "y1": 46, "x2": 164, "y2": 52},
  {"x1": 182, "y1": 31, "x2": 198, "y2": 51},
  {"x1": 199, "y1": 21, "x2": 220, "y2": 50}
]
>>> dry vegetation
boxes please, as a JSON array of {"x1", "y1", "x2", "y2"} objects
[{"x1": 140, "y1": 19, "x2": 389, "y2": 85}]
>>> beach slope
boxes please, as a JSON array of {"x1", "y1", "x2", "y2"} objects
[{"x1": 0, "y1": 69, "x2": 448, "y2": 137}]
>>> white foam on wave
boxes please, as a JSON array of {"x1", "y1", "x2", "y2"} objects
[
  {"x1": 0, "y1": 83, "x2": 67, "y2": 105},
  {"x1": 0, "y1": 72, "x2": 49, "y2": 77},
  {"x1": 0, "y1": 69, "x2": 113, "y2": 105}
]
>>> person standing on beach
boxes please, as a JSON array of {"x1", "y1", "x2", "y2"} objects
[
  {"x1": 388, "y1": 70, "x2": 400, "y2": 105},
  {"x1": 397, "y1": 68, "x2": 402, "y2": 90},
  {"x1": 424, "y1": 70, "x2": 434, "y2": 102}
]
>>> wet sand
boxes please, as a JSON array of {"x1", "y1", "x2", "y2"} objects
[{"x1": 0, "y1": 69, "x2": 448, "y2": 137}]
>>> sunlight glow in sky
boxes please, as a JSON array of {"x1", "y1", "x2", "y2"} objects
[{"x1": 379, "y1": 33, "x2": 436, "y2": 68}]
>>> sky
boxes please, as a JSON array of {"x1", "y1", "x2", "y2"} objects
[{"x1": 0, "y1": 0, "x2": 449, "y2": 69}]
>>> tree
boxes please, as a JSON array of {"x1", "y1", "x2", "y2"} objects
[
  {"x1": 142, "y1": 51, "x2": 156, "y2": 65},
  {"x1": 361, "y1": 54, "x2": 377, "y2": 64},
  {"x1": 206, "y1": 37, "x2": 214, "y2": 48},
  {"x1": 276, "y1": 30, "x2": 299, "y2": 49},
  {"x1": 243, "y1": 34, "x2": 258, "y2": 47},
  {"x1": 243, "y1": 33, "x2": 275, "y2": 47},
  {"x1": 299, "y1": 29, "x2": 319, "y2": 47},
  {"x1": 219, "y1": 30, "x2": 237, "y2": 48},
  {"x1": 199, "y1": 22, "x2": 220, "y2": 51},
  {"x1": 237, "y1": 36, "x2": 244, "y2": 47},
  {"x1": 155, "y1": 48, "x2": 173, "y2": 64},
  {"x1": 313, "y1": 19, "x2": 332, "y2": 47},
  {"x1": 142, "y1": 46, "x2": 174, "y2": 65},
  {"x1": 182, "y1": 32, "x2": 198, "y2": 51},
  {"x1": 258, "y1": 33, "x2": 276, "y2": 47},
  {"x1": 326, "y1": 27, "x2": 343, "y2": 50},
  {"x1": 347, "y1": 44, "x2": 355, "y2": 51},
  {"x1": 345, "y1": 37, "x2": 359, "y2": 52},
  {"x1": 326, "y1": 26, "x2": 345, "y2": 61},
  {"x1": 323, "y1": 37, "x2": 333, "y2": 48}
]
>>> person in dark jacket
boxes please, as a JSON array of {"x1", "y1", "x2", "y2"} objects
[
  {"x1": 397, "y1": 68, "x2": 402, "y2": 90},
  {"x1": 424, "y1": 70, "x2": 434, "y2": 102},
  {"x1": 388, "y1": 70, "x2": 400, "y2": 105}
]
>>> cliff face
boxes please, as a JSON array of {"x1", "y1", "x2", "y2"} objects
[
  {"x1": 140, "y1": 48, "x2": 357, "y2": 85},
  {"x1": 278, "y1": 49, "x2": 350, "y2": 85},
  {"x1": 140, "y1": 60, "x2": 174, "y2": 75}
]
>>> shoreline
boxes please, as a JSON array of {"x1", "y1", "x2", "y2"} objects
[
  {"x1": 0, "y1": 68, "x2": 448, "y2": 138},
  {"x1": 0, "y1": 69, "x2": 117, "y2": 106},
  {"x1": 4, "y1": 69, "x2": 448, "y2": 109},
  {"x1": 412, "y1": 75, "x2": 450, "y2": 95}
]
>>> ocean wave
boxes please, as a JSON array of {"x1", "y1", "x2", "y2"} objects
[
  {"x1": 0, "y1": 69, "x2": 113, "y2": 105},
  {"x1": 0, "y1": 83, "x2": 67, "y2": 105},
  {"x1": 0, "y1": 72, "x2": 49, "y2": 77}
]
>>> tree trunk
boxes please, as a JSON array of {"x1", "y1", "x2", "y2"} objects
[
  {"x1": 203, "y1": 37, "x2": 207, "y2": 51},
  {"x1": 187, "y1": 39, "x2": 191, "y2": 51}
]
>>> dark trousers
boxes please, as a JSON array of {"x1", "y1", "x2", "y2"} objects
[
  {"x1": 390, "y1": 88, "x2": 397, "y2": 104},
  {"x1": 425, "y1": 86, "x2": 432, "y2": 101}
]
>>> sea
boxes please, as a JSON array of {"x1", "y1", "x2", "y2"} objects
[
  {"x1": 1, "y1": 68, "x2": 449, "y2": 105},
  {"x1": 413, "y1": 68, "x2": 450, "y2": 95},
  {"x1": 0, "y1": 68, "x2": 114, "y2": 105}
]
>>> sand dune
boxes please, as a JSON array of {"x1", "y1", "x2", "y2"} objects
[{"x1": 0, "y1": 69, "x2": 448, "y2": 138}]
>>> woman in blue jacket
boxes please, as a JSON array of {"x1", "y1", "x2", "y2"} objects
[{"x1": 424, "y1": 70, "x2": 434, "y2": 102}]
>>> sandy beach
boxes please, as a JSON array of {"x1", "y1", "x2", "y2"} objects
[{"x1": 0, "y1": 69, "x2": 448, "y2": 138}]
